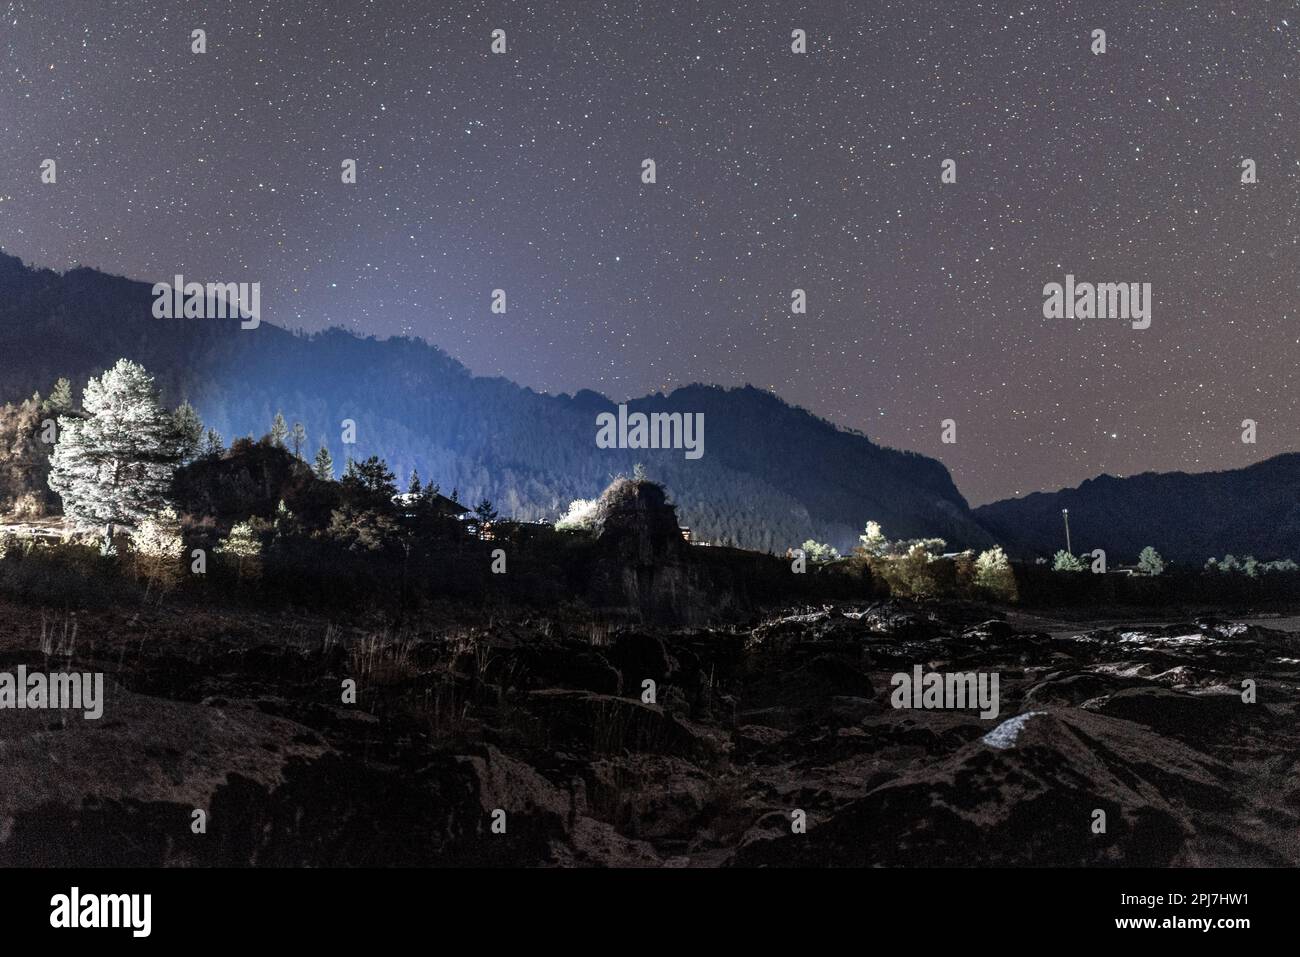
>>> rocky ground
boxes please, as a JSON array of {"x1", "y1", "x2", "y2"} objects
[{"x1": 1, "y1": 597, "x2": 1297, "y2": 866}]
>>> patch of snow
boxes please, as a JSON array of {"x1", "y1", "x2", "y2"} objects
[
  {"x1": 1118, "y1": 631, "x2": 1209, "y2": 647},
  {"x1": 1092, "y1": 662, "x2": 1152, "y2": 678},
  {"x1": 982, "y1": 711, "x2": 1046, "y2": 750}
]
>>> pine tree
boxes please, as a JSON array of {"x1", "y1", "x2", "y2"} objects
[
  {"x1": 474, "y1": 498, "x2": 499, "y2": 533},
  {"x1": 408, "y1": 468, "x2": 422, "y2": 497},
  {"x1": 1052, "y1": 550, "x2": 1085, "y2": 572},
  {"x1": 291, "y1": 421, "x2": 307, "y2": 459},
  {"x1": 172, "y1": 400, "x2": 204, "y2": 462},
  {"x1": 313, "y1": 442, "x2": 335, "y2": 481},
  {"x1": 202, "y1": 428, "x2": 225, "y2": 459},
  {"x1": 270, "y1": 411, "x2": 289, "y2": 448},
  {"x1": 48, "y1": 359, "x2": 182, "y2": 539},
  {"x1": 341, "y1": 456, "x2": 397, "y2": 508},
  {"x1": 216, "y1": 520, "x2": 263, "y2": 581},
  {"x1": 273, "y1": 499, "x2": 300, "y2": 537},
  {"x1": 45, "y1": 377, "x2": 74, "y2": 413}
]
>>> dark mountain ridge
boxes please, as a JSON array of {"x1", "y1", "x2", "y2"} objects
[
  {"x1": 975, "y1": 454, "x2": 1300, "y2": 564},
  {"x1": 0, "y1": 250, "x2": 990, "y2": 554}
]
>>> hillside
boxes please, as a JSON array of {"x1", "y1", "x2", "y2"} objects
[
  {"x1": 0, "y1": 250, "x2": 991, "y2": 553},
  {"x1": 975, "y1": 454, "x2": 1300, "y2": 564}
]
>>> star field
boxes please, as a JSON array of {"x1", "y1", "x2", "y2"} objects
[{"x1": 2, "y1": 0, "x2": 1298, "y2": 503}]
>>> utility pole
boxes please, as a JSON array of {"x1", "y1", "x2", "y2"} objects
[{"x1": 1061, "y1": 508, "x2": 1072, "y2": 554}]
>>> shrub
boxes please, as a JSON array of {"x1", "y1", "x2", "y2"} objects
[
  {"x1": 974, "y1": 546, "x2": 1018, "y2": 601},
  {"x1": 800, "y1": 540, "x2": 840, "y2": 563},
  {"x1": 11, "y1": 491, "x2": 45, "y2": 519},
  {"x1": 555, "y1": 497, "x2": 601, "y2": 533},
  {"x1": 129, "y1": 506, "x2": 185, "y2": 594},
  {"x1": 1136, "y1": 546, "x2": 1165, "y2": 576},
  {"x1": 875, "y1": 544, "x2": 952, "y2": 598}
]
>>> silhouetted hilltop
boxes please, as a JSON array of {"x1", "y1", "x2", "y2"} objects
[
  {"x1": 975, "y1": 454, "x2": 1300, "y2": 563},
  {"x1": 0, "y1": 249, "x2": 991, "y2": 552}
]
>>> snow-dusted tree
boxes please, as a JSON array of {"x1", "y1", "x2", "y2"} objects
[
  {"x1": 172, "y1": 400, "x2": 204, "y2": 462},
  {"x1": 270, "y1": 411, "x2": 289, "y2": 448},
  {"x1": 47, "y1": 359, "x2": 182, "y2": 541},
  {"x1": 290, "y1": 421, "x2": 307, "y2": 460},
  {"x1": 1136, "y1": 546, "x2": 1165, "y2": 576},
  {"x1": 313, "y1": 442, "x2": 334, "y2": 481}
]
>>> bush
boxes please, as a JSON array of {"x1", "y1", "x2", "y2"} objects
[
  {"x1": 1136, "y1": 546, "x2": 1165, "y2": 576},
  {"x1": 800, "y1": 540, "x2": 840, "y2": 563},
  {"x1": 556, "y1": 498, "x2": 601, "y2": 533},
  {"x1": 0, "y1": 536, "x2": 139, "y2": 606},
  {"x1": 873, "y1": 545, "x2": 954, "y2": 599},
  {"x1": 11, "y1": 491, "x2": 46, "y2": 519},
  {"x1": 129, "y1": 506, "x2": 185, "y2": 594},
  {"x1": 975, "y1": 546, "x2": 1018, "y2": 602}
]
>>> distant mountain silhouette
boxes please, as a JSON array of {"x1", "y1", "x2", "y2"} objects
[
  {"x1": 0, "y1": 250, "x2": 991, "y2": 553},
  {"x1": 975, "y1": 455, "x2": 1300, "y2": 564}
]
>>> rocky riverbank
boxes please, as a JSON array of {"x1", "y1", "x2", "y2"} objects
[{"x1": 1, "y1": 598, "x2": 1295, "y2": 866}]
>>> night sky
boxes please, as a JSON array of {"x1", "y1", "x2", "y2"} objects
[{"x1": 2, "y1": 1, "x2": 1297, "y2": 504}]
